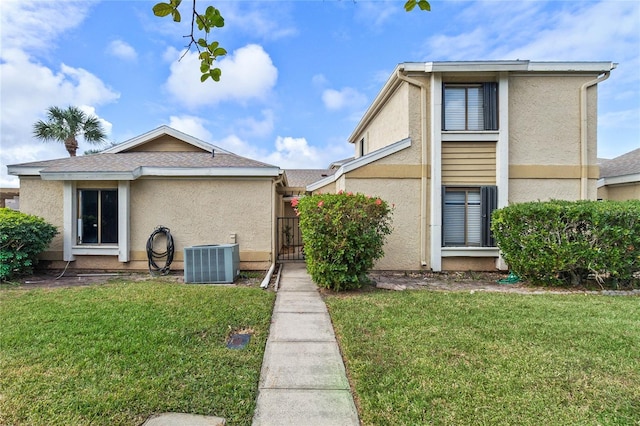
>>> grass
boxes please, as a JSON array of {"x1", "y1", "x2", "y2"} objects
[
  {"x1": 325, "y1": 291, "x2": 640, "y2": 425},
  {"x1": 0, "y1": 281, "x2": 275, "y2": 426}
]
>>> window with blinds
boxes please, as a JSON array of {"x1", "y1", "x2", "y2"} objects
[
  {"x1": 442, "y1": 186, "x2": 497, "y2": 247},
  {"x1": 443, "y1": 83, "x2": 498, "y2": 131}
]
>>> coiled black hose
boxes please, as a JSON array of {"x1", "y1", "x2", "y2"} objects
[{"x1": 146, "y1": 226, "x2": 174, "y2": 275}]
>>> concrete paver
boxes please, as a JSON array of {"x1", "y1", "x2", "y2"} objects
[
  {"x1": 252, "y1": 263, "x2": 359, "y2": 426},
  {"x1": 142, "y1": 413, "x2": 225, "y2": 426},
  {"x1": 253, "y1": 389, "x2": 359, "y2": 426},
  {"x1": 274, "y1": 292, "x2": 328, "y2": 313},
  {"x1": 268, "y1": 311, "x2": 336, "y2": 341},
  {"x1": 259, "y1": 341, "x2": 350, "y2": 389}
]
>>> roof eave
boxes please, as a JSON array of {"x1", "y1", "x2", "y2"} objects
[
  {"x1": 307, "y1": 137, "x2": 412, "y2": 192},
  {"x1": 7, "y1": 166, "x2": 46, "y2": 176},
  {"x1": 597, "y1": 173, "x2": 640, "y2": 188},
  {"x1": 38, "y1": 166, "x2": 282, "y2": 181}
]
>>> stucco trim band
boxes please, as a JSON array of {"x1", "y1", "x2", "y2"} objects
[
  {"x1": 346, "y1": 164, "x2": 424, "y2": 179},
  {"x1": 510, "y1": 165, "x2": 599, "y2": 179}
]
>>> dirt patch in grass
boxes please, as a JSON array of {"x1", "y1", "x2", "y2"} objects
[
  {"x1": 3, "y1": 269, "x2": 265, "y2": 290},
  {"x1": 367, "y1": 270, "x2": 640, "y2": 295}
]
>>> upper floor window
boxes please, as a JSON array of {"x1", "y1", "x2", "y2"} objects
[
  {"x1": 78, "y1": 189, "x2": 118, "y2": 244},
  {"x1": 443, "y1": 83, "x2": 498, "y2": 131}
]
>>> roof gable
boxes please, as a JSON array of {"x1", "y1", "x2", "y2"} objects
[{"x1": 103, "y1": 125, "x2": 231, "y2": 154}]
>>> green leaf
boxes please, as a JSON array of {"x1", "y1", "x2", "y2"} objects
[
  {"x1": 152, "y1": 3, "x2": 174, "y2": 17},
  {"x1": 171, "y1": 9, "x2": 181, "y2": 22},
  {"x1": 197, "y1": 38, "x2": 208, "y2": 48},
  {"x1": 418, "y1": 0, "x2": 431, "y2": 11},
  {"x1": 200, "y1": 63, "x2": 209, "y2": 73},
  {"x1": 213, "y1": 47, "x2": 227, "y2": 57},
  {"x1": 200, "y1": 73, "x2": 210, "y2": 83},
  {"x1": 211, "y1": 68, "x2": 222, "y2": 81}
]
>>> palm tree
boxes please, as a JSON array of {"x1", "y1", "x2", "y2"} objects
[{"x1": 33, "y1": 106, "x2": 107, "y2": 157}]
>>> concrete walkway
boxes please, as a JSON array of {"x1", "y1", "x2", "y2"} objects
[{"x1": 252, "y1": 263, "x2": 360, "y2": 426}]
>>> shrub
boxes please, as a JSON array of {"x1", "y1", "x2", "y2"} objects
[
  {"x1": 295, "y1": 192, "x2": 393, "y2": 291},
  {"x1": 491, "y1": 200, "x2": 640, "y2": 288},
  {"x1": 0, "y1": 208, "x2": 58, "y2": 281}
]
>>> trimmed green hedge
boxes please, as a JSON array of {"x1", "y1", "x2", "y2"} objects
[
  {"x1": 491, "y1": 200, "x2": 640, "y2": 288},
  {"x1": 296, "y1": 192, "x2": 393, "y2": 291},
  {"x1": 0, "y1": 208, "x2": 58, "y2": 281}
]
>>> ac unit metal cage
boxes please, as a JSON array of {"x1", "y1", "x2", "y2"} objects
[{"x1": 184, "y1": 244, "x2": 240, "y2": 283}]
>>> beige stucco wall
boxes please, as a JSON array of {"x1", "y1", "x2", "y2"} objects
[
  {"x1": 18, "y1": 178, "x2": 64, "y2": 257},
  {"x1": 598, "y1": 183, "x2": 640, "y2": 201},
  {"x1": 353, "y1": 83, "x2": 411, "y2": 155},
  {"x1": 17, "y1": 176, "x2": 275, "y2": 271},
  {"x1": 130, "y1": 178, "x2": 273, "y2": 265},
  {"x1": 341, "y1": 174, "x2": 423, "y2": 270},
  {"x1": 508, "y1": 74, "x2": 599, "y2": 201}
]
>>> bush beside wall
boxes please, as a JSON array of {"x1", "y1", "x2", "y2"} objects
[
  {"x1": 0, "y1": 208, "x2": 58, "y2": 281},
  {"x1": 296, "y1": 192, "x2": 393, "y2": 291},
  {"x1": 491, "y1": 200, "x2": 640, "y2": 288}
]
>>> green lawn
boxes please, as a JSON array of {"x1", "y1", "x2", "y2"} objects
[
  {"x1": 325, "y1": 291, "x2": 640, "y2": 426},
  {"x1": 0, "y1": 282, "x2": 275, "y2": 426}
]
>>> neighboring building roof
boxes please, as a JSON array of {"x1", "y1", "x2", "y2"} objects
[
  {"x1": 597, "y1": 148, "x2": 640, "y2": 187},
  {"x1": 307, "y1": 137, "x2": 412, "y2": 191},
  {"x1": 284, "y1": 169, "x2": 334, "y2": 188},
  {"x1": 599, "y1": 148, "x2": 640, "y2": 178},
  {"x1": 8, "y1": 126, "x2": 281, "y2": 180},
  {"x1": 329, "y1": 157, "x2": 355, "y2": 169}
]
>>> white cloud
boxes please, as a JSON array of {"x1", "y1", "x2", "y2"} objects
[
  {"x1": 210, "y1": 133, "x2": 353, "y2": 170},
  {"x1": 106, "y1": 39, "x2": 137, "y2": 61},
  {"x1": 0, "y1": 0, "x2": 93, "y2": 52},
  {"x1": 213, "y1": 134, "x2": 262, "y2": 160},
  {"x1": 0, "y1": 49, "x2": 119, "y2": 186},
  {"x1": 354, "y1": 0, "x2": 400, "y2": 27},
  {"x1": 236, "y1": 109, "x2": 275, "y2": 138},
  {"x1": 322, "y1": 87, "x2": 368, "y2": 111},
  {"x1": 164, "y1": 44, "x2": 278, "y2": 108},
  {"x1": 168, "y1": 115, "x2": 212, "y2": 141},
  {"x1": 218, "y1": 2, "x2": 297, "y2": 41},
  {"x1": 312, "y1": 74, "x2": 329, "y2": 88}
]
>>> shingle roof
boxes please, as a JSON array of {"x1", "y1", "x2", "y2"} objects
[
  {"x1": 599, "y1": 148, "x2": 640, "y2": 178},
  {"x1": 11, "y1": 152, "x2": 277, "y2": 172},
  {"x1": 284, "y1": 169, "x2": 334, "y2": 188}
]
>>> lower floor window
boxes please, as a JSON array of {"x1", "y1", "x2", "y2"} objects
[
  {"x1": 79, "y1": 189, "x2": 118, "y2": 244},
  {"x1": 443, "y1": 186, "x2": 497, "y2": 247}
]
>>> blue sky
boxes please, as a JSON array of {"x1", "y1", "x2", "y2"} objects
[{"x1": 1, "y1": 0, "x2": 639, "y2": 188}]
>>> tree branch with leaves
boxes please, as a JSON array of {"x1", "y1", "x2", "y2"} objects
[{"x1": 153, "y1": 0, "x2": 430, "y2": 83}]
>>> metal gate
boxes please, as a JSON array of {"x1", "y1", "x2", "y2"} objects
[{"x1": 276, "y1": 217, "x2": 305, "y2": 262}]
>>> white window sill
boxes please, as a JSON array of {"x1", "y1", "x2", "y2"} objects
[
  {"x1": 441, "y1": 131, "x2": 499, "y2": 142},
  {"x1": 441, "y1": 247, "x2": 499, "y2": 257},
  {"x1": 72, "y1": 245, "x2": 119, "y2": 256}
]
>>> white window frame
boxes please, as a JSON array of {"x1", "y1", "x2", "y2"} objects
[{"x1": 63, "y1": 181, "x2": 130, "y2": 262}]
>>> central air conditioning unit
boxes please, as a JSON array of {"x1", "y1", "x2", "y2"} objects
[{"x1": 184, "y1": 244, "x2": 240, "y2": 283}]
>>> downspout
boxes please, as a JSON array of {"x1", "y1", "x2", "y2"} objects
[
  {"x1": 580, "y1": 71, "x2": 611, "y2": 199},
  {"x1": 263, "y1": 171, "x2": 285, "y2": 288},
  {"x1": 396, "y1": 68, "x2": 429, "y2": 266}
]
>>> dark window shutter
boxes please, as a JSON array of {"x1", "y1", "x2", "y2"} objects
[
  {"x1": 483, "y1": 82, "x2": 498, "y2": 130},
  {"x1": 481, "y1": 185, "x2": 498, "y2": 247}
]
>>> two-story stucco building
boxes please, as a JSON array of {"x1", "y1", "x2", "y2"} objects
[{"x1": 307, "y1": 60, "x2": 616, "y2": 271}]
